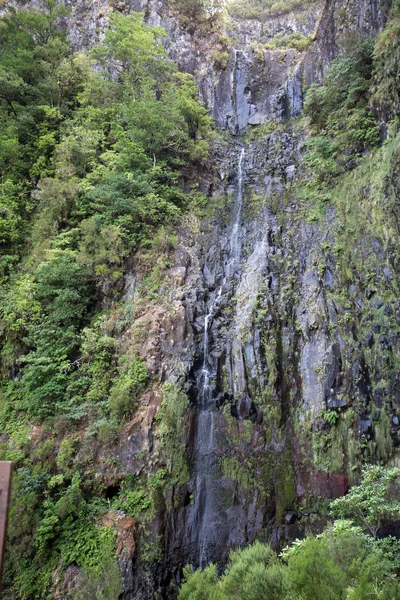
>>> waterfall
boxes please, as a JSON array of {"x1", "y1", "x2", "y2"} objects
[
  {"x1": 227, "y1": 147, "x2": 245, "y2": 276},
  {"x1": 200, "y1": 148, "x2": 245, "y2": 408},
  {"x1": 192, "y1": 147, "x2": 246, "y2": 568}
]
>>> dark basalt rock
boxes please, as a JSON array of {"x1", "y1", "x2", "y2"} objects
[
  {"x1": 327, "y1": 396, "x2": 348, "y2": 409},
  {"x1": 365, "y1": 332, "x2": 374, "y2": 348},
  {"x1": 366, "y1": 288, "x2": 376, "y2": 299},
  {"x1": 38, "y1": 0, "x2": 400, "y2": 597}
]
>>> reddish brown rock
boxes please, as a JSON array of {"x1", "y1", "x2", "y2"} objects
[
  {"x1": 297, "y1": 468, "x2": 348, "y2": 500},
  {"x1": 53, "y1": 564, "x2": 80, "y2": 599},
  {"x1": 101, "y1": 510, "x2": 139, "y2": 560}
]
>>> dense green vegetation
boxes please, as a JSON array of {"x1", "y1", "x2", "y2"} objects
[
  {"x1": 0, "y1": 3, "x2": 211, "y2": 597},
  {"x1": 172, "y1": 0, "x2": 225, "y2": 28},
  {"x1": 179, "y1": 467, "x2": 400, "y2": 600},
  {"x1": 300, "y1": 0, "x2": 399, "y2": 223},
  {"x1": 2, "y1": 0, "x2": 400, "y2": 597},
  {"x1": 0, "y1": 5, "x2": 211, "y2": 421},
  {"x1": 180, "y1": 527, "x2": 400, "y2": 599},
  {"x1": 265, "y1": 31, "x2": 314, "y2": 52},
  {"x1": 301, "y1": 36, "x2": 380, "y2": 217},
  {"x1": 227, "y1": 0, "x2": 319, "y2": 22}
]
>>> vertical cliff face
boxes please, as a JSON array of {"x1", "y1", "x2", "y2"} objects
[
  {"x1": 110, "y1": 0, "x2": 397, "y2": 596},
  {"x1": 3, "y1": 0, "x2": 398, "y2": 597},
  {"x1": 57, "y1": 0, "x2": 397, "y2": 596}
]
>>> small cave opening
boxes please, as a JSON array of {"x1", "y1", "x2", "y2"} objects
[
  {"x1": 183, "y1": 489, "x2": 192, "y2": 507},
  {"x1": 105, "y1": 484, "x2": 121, "y2": 501}
]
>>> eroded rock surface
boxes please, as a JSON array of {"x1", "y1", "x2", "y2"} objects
[{"x1": 4, "y1": 0, "x2": 397, "y2": 597}]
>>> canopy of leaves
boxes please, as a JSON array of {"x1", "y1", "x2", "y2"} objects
[
  {"x1": 330, "y1": 465, "x2": 400, "y2": 538},
  {"x1": 179, "y1": 514, "x2": 400, "y2": 600},
  {"x1": 0, "y1": 6, "x2": 212, "y2": 422}
]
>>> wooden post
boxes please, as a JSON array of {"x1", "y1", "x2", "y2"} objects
[{"x1": 0, "y1": 462, "x2": 12, "y2": 596}]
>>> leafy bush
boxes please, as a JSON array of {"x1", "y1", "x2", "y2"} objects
[
  {"x1": 330, "y1": 465, "x2": 400, "y2": 538},
  {"x1": 179, "y1": 512, "x2": 400, "y2": 599},
  {"x1": 228, "y1": 0, "x2": 319, "y2": 22},
  {"x1": 111, "y1": 489, "x2": 151, "y2": 518},
  {"x1": 304, "y1": 37, "x2": 377, "y2": 137},
  {"x1": 266, "y1": 32, "x2": 314, "y2": 52},
  {"x1": 75, "y1": 548, "x2": 123, "y2": 600},
  {"x1": 109, "y1": 354, "x2": 148, "y2": 418}
]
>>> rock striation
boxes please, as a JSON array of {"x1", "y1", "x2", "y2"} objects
[{"x1": 4, "y1": 0, "x2": 398, "y2": 597}]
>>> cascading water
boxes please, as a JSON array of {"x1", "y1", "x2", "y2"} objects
[
  {"x1": 227, "y1": 147, "x2": 245, "y2": 276},
  {"x1": 191, "y1": 147, "x2": 246, "y2": 568}
]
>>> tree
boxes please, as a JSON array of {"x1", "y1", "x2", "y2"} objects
[
  {"x1": 178, "y1": 564, "x2": 221, "y2": 600},
  {"x1": 287, "y1": 537, "x2": 346, "y2": 600},
  {"x1": 330, "y1": 465, "x2": 400, "y2": 539},
  {"x1": 178, "y1": 523, "x2": 400, "y2": 600},
  {"x1": 91, "y1": 12, "x2": 168, "y2": 90},
  {"x1": 221, "y1": 542, "x2": 278, "y2": 598}
]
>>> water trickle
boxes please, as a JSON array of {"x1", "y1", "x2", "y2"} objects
[
  {"x1": 227, "y1": 147, "x2": 245, "y2": 277},
  {"x1": 200, "y1": 147, "x2": 245, "y2": 409},
  {"x1": 192, "y1": 147, "x2": 246, "y2": 568}
]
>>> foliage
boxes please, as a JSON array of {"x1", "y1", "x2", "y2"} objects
[
  {"x1": 110, "y1": 489, "x2": 151, "y2": 518},
  {"x1": 172, "y1": 0, "x2": 225, "y2": 30},
  {"x1": 75, "y1": 548, "x2": 123, "y2": 600},
  {"x1": 0, "y1": 1, "x2": 83, "y2": 260},
  {"x1": 0, "y1": 4, "x2": 213, "y2": 598},
  {"x1": 303, "y1": 38, "x2": 379, "y2": 188},
  {"x1": 372, "y1": 0, "x2": 400, "y2": 124},
  {"x1": 3, "y1": 465, "x2": 116, "y2": 599},
  {"x1": 330, "y1": 465, "x2": 400, "y2": 538},
  {"x1": 228, "y1": 0, "x2": 319, "y2": 21},
  {"x1": 179, "y1": 511, "x2": 400, "y2": 599},
  {"x1": 300, "y1": 37, "x2": 380, "y2": 221},
  {"x1": 324, "y1": 409, "x2": 340, "y2": 425},
  {"x1": 286, "y1": 537, "x2": 346, "y2": 599},
  {"x1": 17, "y1": 249, "x2": 93, "y2": 419},
  {"x1": 0, "y1": 4, "x2": 212, "y2": 422},
  {"x1": 179, "y1": 564, "x2": 221, "y2": 600},
  {"x1": 266, "y1": 32, "x2": 314, "y2": 52},
  {"x1": 222, "y1": 542, "x2": 285, "y2": 599},
  {"x1": 108, "y1": 353, "x2": 148, "y2": 418}
]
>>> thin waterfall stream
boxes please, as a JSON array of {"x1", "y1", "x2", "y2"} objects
[{"x1": 193, "y1": 147, "x2": 246, "y2": 568}]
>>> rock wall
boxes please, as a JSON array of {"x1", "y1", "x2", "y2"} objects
[
  {"x1": 3, "y1": 0, "x2": 398, "y2": 597},
  {"x1": 117, "y1": 0, "x2": 396, "y2": 596}
]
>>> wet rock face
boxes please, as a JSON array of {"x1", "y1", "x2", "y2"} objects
[
  {"x1": 4, "y1": 0, "x2": 397, "y2": 596},
  {"x1": 116, "y1": 97, "x2": 400, "y2": 597}
]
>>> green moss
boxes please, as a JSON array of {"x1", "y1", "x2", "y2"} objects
[
  {"x1": 274, "y1": 452, "x2": 297, "y2": 521},
  {"x1": 156, "y1": 383, "x2": 190, "y2": 487},
  {"x1": 311, "y1": 410, "x2": 359, "y2": 474},
  {"x1": 221, "y1": 413, "x2": 272, "y2": 498},
  {"x1": 221, "y1": 455, "x2": 259, "y2": 491},
  {"x1": 371, "y1": 409, "x2": 393, "y2": 463},
  {"x1": 222, "y1": 412, "x2": 296, "y2": 522},
  {"x1": 244, "y1": 119, "x2": 283, "y2": 143}
]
